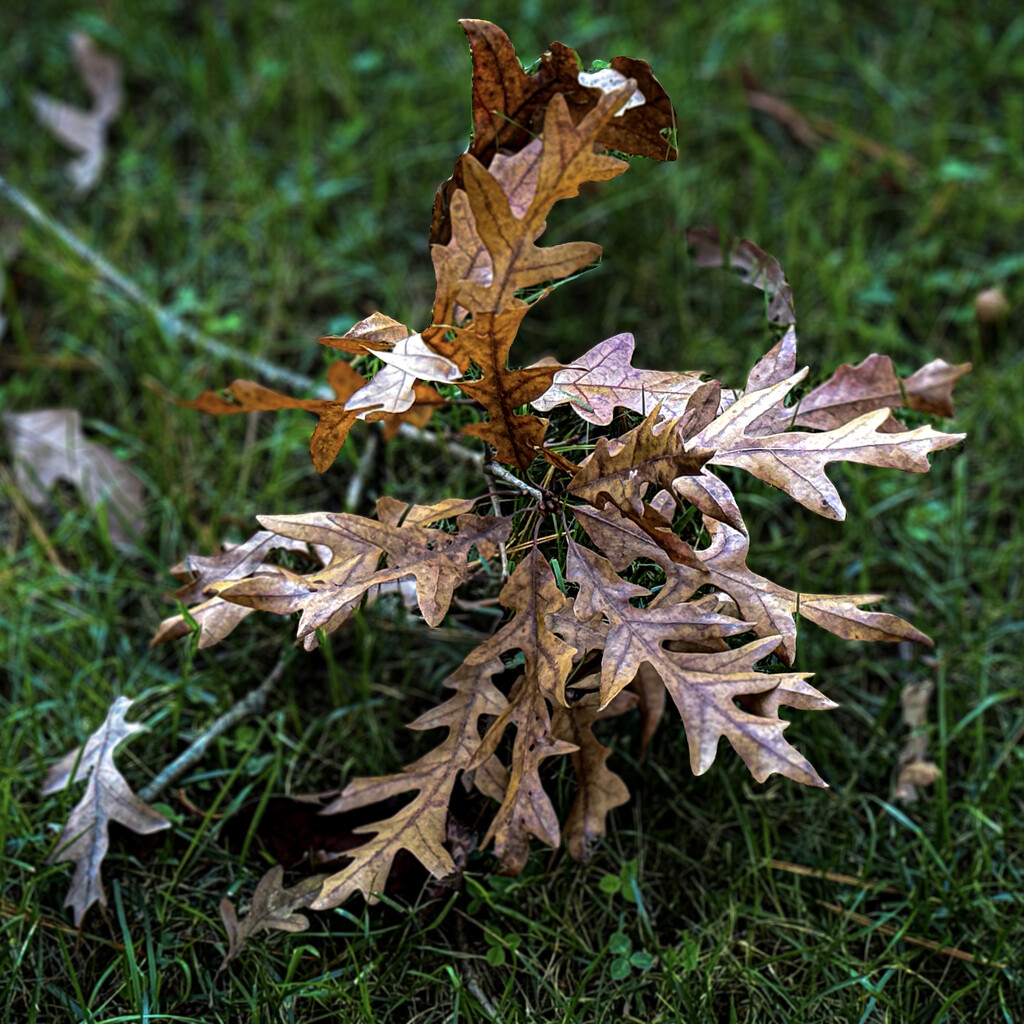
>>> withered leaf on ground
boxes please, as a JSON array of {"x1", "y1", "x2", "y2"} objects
[
  {"x1": 32, "y1": 32, "x2": 122, "y2": 193},
  {"x1": 3, "y1": 408, "x2": 144, "y2": 549},
  {"x1": 41, "y1": 697, "x2": 169, "y2": 926},
  {"x1": 686, "y1": 227, "x2": 796, "y2": 326},
  {"x1": 219, "y1": 866, "x2": 325, "y2": 967}
]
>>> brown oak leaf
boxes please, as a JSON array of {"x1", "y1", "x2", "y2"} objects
[{"x1": 219, "y1": 866, "x2": 325, "y2": 967}]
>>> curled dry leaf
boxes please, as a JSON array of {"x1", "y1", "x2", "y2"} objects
[
  {"x1": 3, "y1": 408, "x2": 144, "y2": 549},
  {"x1": 219, "y1": 866, "x2": 326, "y2": 968},
  {"x1": 32, "y1": 32, "x2": 122, "y2": 193},
  {"x1": 41, "y1": 697, "x2": 169, "y2": 926}
]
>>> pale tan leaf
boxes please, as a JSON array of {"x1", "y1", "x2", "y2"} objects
[
  {"x1": 32, "y1": 33, "x2": 122, "y2": 192},
  {"x1": 692, "y1": 371, "x2": 965, "y2": 521},
  {"x1": 531, "y1": 333, "x2": 703, "y2": 425},
  {"x1": 3, "y1": 408, "x2": 144, "y2": 549},
  {"x1": 41, "y1": 697, "x2": 169, "y2": 926}
]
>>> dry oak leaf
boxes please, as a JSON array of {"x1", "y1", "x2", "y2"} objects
[
  {"x1": 678, "y1": 518, "x2": 931, "y2": 665},
  {"x1": 568, "y1": 403, "x2": 714, "y2": 516},
  {"x1": 3, "y1": 408, "x2": 144, "y2": 549},
  {"x1": 312, "y1": 655, "x2": 508, "y2": 908},
  {"x1": 649, "y1": 637, "x2": 834, "y2": 786},
  {"x1": 551, "y1": 697, "x2": 631, "y2": 862},
  {"x1": 170, "y1": 529, "x2": 322, "y2": 606},
  {"x1": 691, "y1": 369, "x2": 966, "y2": 521},
  {"x1": 564, "y1": 538, "x2": 751, "y2": 707},
  {"x1": 450, "y1": 88, "x2": 631, "y2": 319},
  {"x1": 532, "y1": 333, "x2": 704, "y2": 425},
  {"x1": 32, "y1": 32, "x2": 122, "y2": 193},
  {"x1": 574, "y1": 502, "x2": 931, "y2": 666},
  {"x1": 41, "y1": 697, "x2": 170, "y2": 926},
  {"x1": 686, "y1": 227, "x2": 796, "y2": 326},
  {"x1": 151, "y1": 521, "x2": 336, "y2": 649},
  {"x1": 430, "y1": 19, "x2": 676, "y2": 245},
  {"x1": 343, "y1": 333, "x2": 460, "y2": 417},
  {"x1": 782, "y1": 355, "x2": 970, "y2": 433},
  {"x1": 213, "y1": 502, "x2": 510, "y2": 639},
  {"x1": 219, "y1": 866, "x2": 325, "y2": 967},
  {"x1": 479, "y1": 676, "x2": 578, "y2": 875},
  {"x1": 455, "y1": 308, "x2": 560, "y2": 470},
  {"x1": 185, "y1": 360, "x2": 368, "y2": 473}
]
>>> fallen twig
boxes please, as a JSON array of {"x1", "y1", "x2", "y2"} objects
[
  {"x1": 817, "y1": 901, "x2": 1005, "y2": 968},
  {"x1": 138, "y1": 658, "x2": 287, "y2": 804}
]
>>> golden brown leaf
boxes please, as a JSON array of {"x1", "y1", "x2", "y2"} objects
[
  {"x1": 551, "y1": 701, "x2": 630, "y2": 862},
  {"x1": 569, "y1": 405, "x2": 713, "y2": 516},
  {"x1": 430, "y1": 20, "x2": 677, "y2": 245},
  {"x1": 312, "y1": 654, "x2": 508, "y2": 908}
]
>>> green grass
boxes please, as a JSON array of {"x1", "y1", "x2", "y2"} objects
[{"x1": 2, "y1": 0, "x2": 1023, "y2": 1020}]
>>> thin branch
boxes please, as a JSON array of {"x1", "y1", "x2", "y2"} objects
[
  {"x1": 139, "y1": 659, "x2": 287, "y2": 804},
  {"x1": 486, "y1": 461, "x2": 544, "y2": 500}
]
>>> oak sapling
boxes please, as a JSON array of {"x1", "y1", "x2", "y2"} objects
[{"x1": 151, "y1": 19, "x2": 966, "y2": 919}]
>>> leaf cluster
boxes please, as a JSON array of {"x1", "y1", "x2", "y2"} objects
[{"x1": 45, "y1": 20, "x2": 966, "y2": 938}]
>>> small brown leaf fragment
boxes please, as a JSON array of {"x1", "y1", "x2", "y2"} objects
[
  {"x1": 3, "y1": 408, "x2": 144, "y2": 549},
  {"x1": 318, "y1": 311, "x2": 409, "y2": 353},
  {"x1": 41, "y1": 697, "x2": 170, "y2": 926},
  {"x1": 902, "y1": 359, "x2": 972, "y2": 418},
  {"x1": 32, "y1": 33, "x2": 122, "y2": 193},
  {"x1": 686, "y1": 227, "x2": 796, "y2": 326},
  {"x1": 170, "y1": 529, "x2": 319, "y2": 605},
  {"x1": 185, "y1": 362, "x2": 368, "y2": 473},
  {"x1": 893, "y1": 679, "x2": 941, "y2": 802},
  {"x1": 219, "y1": 866, "x2": 325, "y2": 967},
  {"x1": 569, "y1": 407, "x2": 713, "y2": 515},
  {"x1": 551, "y1": 702, "x2": 630, "y2": 862}
]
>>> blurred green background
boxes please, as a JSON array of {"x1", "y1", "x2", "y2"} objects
[{"x1": 1, "y1": 1, "x2": 1022, "y2": 1021}]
